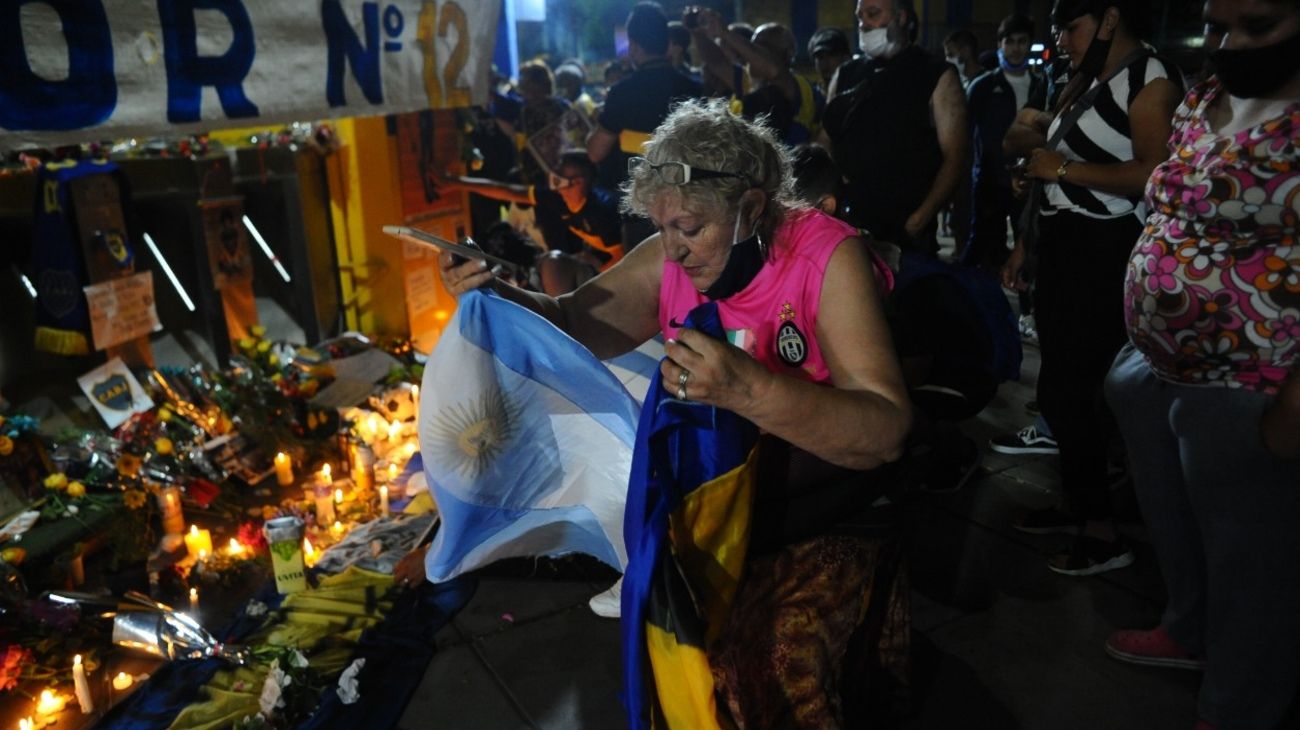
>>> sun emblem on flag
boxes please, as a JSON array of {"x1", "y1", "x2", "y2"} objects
[{"x1": 429, "y1": 385, "x2": 520, "y2": 478}]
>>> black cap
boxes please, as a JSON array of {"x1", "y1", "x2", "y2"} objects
[{"x1": 809, "y1": 28, "x2": 851, "y2": 58}]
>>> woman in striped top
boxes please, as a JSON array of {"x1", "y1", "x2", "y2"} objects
[{"x1": 1002, "y1": 0, "x2": 1183, "y2": 574}]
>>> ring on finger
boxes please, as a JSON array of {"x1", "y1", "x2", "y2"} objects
[
  {"x1": 678, "y1": 369, "x2": 690, "y2": 387},
  {"x1": 677, "y1": 385, "x2": 688, "y2": 401}
]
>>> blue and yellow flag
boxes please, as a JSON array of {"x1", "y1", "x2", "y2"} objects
[{"x1": 621, "y1": 302, "x2": 761, "y2": 729}]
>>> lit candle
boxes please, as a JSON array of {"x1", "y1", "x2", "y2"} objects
[
  {"x1": 387, "y1": 463, "x2": 399, "y2": 483},
  {"x1": 387, "y1": 420, "x2": 402, "y2": 442},
  {"x1": 184, "y1": 525, "x2": 213, "y2": 563},
  {"x1": 112, "y1": 672, "x2": 134, "y2": 691},
  {"x1": 36, "y1": 688, "x2": 66, "y2": 716},
  {"x1": 72, "y1": 655, "x2": 94, "y2": 714},
  {"x1": 19, "y1": 717, "x2": 34, "y2": 730},
  {"x1": 379, "y1": 485, "x2": 389, "y2": 517},
  {"x1": 227, "y1": 538, "x2": 245, "y2": 557},
  {"x1": 334, "y1": 487, "x2": 344, "y2": 506},
  {"x1": 189, "y1": 587, "x2": 199, "y2": 616},
  {"x1": 411, "y1": 384, "x2": 420, "y2": 408},
  {"x1": 318, "y1": 463, "x2": 332, "y2": 486},
  {"x1": 366, "y1": 413, "x2": 381, "y2": 441},
  {"x1": 274, "y1": 452, "x2": 294, "y2": 486},
  {"x1": 303, "y1": 537, "x2": 317, "y2": 567},
  {"x1": 331, "y1": 520, "x2": 344, "y2": 537}
]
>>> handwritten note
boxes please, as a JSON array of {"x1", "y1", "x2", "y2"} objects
[{"x1": 83, "y1": 271, "x2": 162, "y2": 351}]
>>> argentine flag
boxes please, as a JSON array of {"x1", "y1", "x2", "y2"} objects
[{"x1": 418, "y1": 289, "x2": 648, "y2": 582}]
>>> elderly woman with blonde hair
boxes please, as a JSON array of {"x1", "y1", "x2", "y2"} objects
[{"x1": 432, "y1": 97, "x2": 912, "y2": 727}]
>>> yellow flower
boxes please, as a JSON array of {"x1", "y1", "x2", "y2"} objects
[
  {"x1": 158, "y1": 408, "x2": 174, "y2": 422},
  {"x1": 0, "y1": 435, "x2": 12, "y2": 457},
  {"x1": 44, "y1": 473, "x2": 68, "y2": 491},
  {"x1": 268, "y1": 354, "x2": 280, "y2": 367},
  {"x1": 123, "y1": 490, "x2": 147, "y2": 509},
  {"x1": 238, "y1": 337, "x2": 255, "y2": 351},
  {"x1": 256, "y1": 340, "x2": 271, "y2": 354},
  {"x1": 66, "y1": 481, "x2": 86, "y2": 499},
  {"x1": 117, "y1": 453, "x2": 142, "y2": 478},
  {"x1": 251, "y1": 325, "x2": 267, "y2": 338},
  {"x1": 154, "y1": 437, "x2": 174, "y2": 456}
]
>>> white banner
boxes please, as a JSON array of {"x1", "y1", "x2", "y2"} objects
[{"x1": 0, "y1": 0, "x2": 500, "y2": 151}]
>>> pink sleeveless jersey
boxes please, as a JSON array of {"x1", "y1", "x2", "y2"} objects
[{"x1": 658, "y1": 209, "x2": 861, "y2": 385}]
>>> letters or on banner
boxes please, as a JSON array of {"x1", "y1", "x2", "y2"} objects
[
  {"x1": 83, "y1": 271, "x2": 162, "y2": 351},
  {"x1": 78, "y1": 357, "x2": 154, "y2": 429},
  {"x1": 1, "y1": 1, "x2": 500, "y2": 150}
]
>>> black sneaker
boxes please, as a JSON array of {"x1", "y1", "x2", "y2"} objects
[
  {"x1": 1014, "y1": 507, "x2": 1080, "y2": 535},
  {"x1": 1048, "y1": 535, "x2": 1135, "y2": 576},
  {"x1": 989, "y1": 425, "x2": 1059, "y2": 455}
]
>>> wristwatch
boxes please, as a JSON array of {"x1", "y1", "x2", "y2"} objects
[{"x1": 1056, "y1": 159, "x2": 1073, "y2": 181}]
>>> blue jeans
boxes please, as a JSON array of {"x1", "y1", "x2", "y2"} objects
[{"x1": 1106, "y1": 344, "x2": 1300, "y2": 729}]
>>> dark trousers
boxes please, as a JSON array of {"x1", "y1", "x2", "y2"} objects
[
  {"x1": 961, "y1": 181, "x2": 1020, "y2": 271},
  {"x1": 1031, "y1": 212, "x2": 1139, "y2": 521},
  {"x1": 1107, "y1": 345, "x2": 1300, "y2": 729}
]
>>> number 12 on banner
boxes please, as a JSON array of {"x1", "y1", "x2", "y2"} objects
[{"x1": 418, "y1": 1, "x2": 471, "y2": 109}]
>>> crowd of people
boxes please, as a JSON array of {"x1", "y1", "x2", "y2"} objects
[{"x1": 406, "y1": 0, "x2": 1299, "y2": 727}]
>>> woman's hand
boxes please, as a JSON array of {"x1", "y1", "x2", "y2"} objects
[
  {"x1": 661, "y1": 328, "x2": 772, "y2": 414},
  {"x1": 393, "y1": 544, "x2": 430, "y2": 589},
  {"x1": 1261, "y1": 376, "x2": 1300, "y2": 460},
  {"x1": 1025, "y1": 148, "x2": 1068, "y2": 182},
  {"x1": 438, "y1": 251, "x2": 495, "y2": 298},
  {"x1": 1002, "y1": 237, "x2": 1029, "y2": 291}
]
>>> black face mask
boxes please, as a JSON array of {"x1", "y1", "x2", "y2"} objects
[
  {"x1": 1209, "y1": 29, "x2": 1300, "y2": 99},
  {"x1": 701, "y1": 211, "x2": 766, "y2": 301},
  {"x1": 1075, "y1": 19, "x2": 1112, "y2": 79}
]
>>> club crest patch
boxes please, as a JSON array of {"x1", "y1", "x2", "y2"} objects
[
  {"x1": 91, "y1": 374, "x2": 134, "y2": 411},
  {"x1": 776, "y1": 321, "x2": 807, "y2": 366}
]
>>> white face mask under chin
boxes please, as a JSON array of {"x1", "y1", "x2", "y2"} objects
[{"x1": 859, "y1": 27, "x2": 897, "y2": 59}]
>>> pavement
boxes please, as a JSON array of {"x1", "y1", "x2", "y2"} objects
[{"x1": 397, "y1": 332, "x2": 1206, "y2": 729}]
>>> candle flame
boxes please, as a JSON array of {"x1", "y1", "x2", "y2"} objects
[
  {"x1": 228, "y1": 538, "x2": 244, "y2": 555},
  {"x1": 321, "y1": 463, "x2": 332, "y2": 479},
  {"x1": 36, "y1": 688, "x2": 65, "y2": 715},
  {"x1": 74, "y1": 654, "x2": 82, "y2": 666},
  {"x1": 334, "y1": 488, "x2": 344, "y2": 504}
]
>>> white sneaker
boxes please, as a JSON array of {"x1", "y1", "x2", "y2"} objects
[{"x1": 588, "y1": 577, "x2": 622, "y2": 619}]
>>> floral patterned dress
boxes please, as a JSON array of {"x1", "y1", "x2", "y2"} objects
[{"x1": 1124, "y1": 79, "x2": 1300, "y2": 394}]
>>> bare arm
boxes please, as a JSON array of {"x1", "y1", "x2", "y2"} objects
[
  {"x1": 1025, "y1": 78, "x2": 1181, "y2": 195},
  {"x1": 438, "y1": 231, "x2": 662, "y2": 360},
  {"x1": 446, "y1": 175, "x2": 532, "y2": 206},
  {"x1": 713, "y1": 25, "x2": 783, "y2": 87},
  {"x1": 815, "y1": 65, "x2": 845, "y2": 151},
  {"x1": 1003, "y1": 107, "x2": 1051, "y2": 157},
  {"x1": 586, "y1": 126, "x2": 618, "y2": 163},
  {"x1": 905, "y1": 68, "x2": 969, "y2": 237},
  {"x1": 663, "y1": 238, "x2": 912, "y2": 469},
  {"x1": 1262, "y1": 370, "x2": 1300, "y2": 460},
  {"x1": 691, "y1": 20, "x2": 736, "y2": 95}
]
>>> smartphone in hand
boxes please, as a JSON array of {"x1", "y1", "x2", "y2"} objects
[{"x1": 381, "y1": 226, "x2": 516, "y2": 273}]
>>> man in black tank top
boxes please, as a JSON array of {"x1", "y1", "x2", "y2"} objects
[{"x1": 821, "y1": 0, "x2": 969, "y2": 256}]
